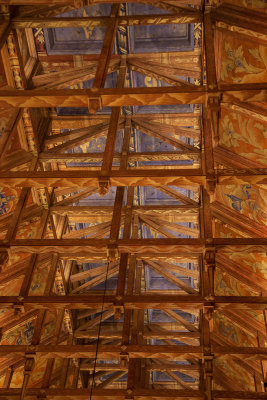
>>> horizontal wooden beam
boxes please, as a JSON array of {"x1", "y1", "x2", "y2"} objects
[
  {"x1": 12, "y1": 13, "x2": 202, "y2": 29},
  {"x1": 0, "y1": 169, "x2": 267, "y2": 188},
  {"x1": 0, "y1": 86, "x2": 266, "y2": 109},
  {"x1": 0, "y1": 345, "x2": 266, "y2": 359},
  {"x1": 212, "y1": 4, "x2": 267, "y2": 35},
  {"x1": 0, "y1": 295, "x2": 266, "y2": 310},
  {"x1": 0, "y1": 388, "x2": 265, "y2": 400},
  {"x1": 40, "y1": 151, "x2": 200, "y2": 162},
  {"x1": 1, "y1": 238, "x2": 267, "y2": 257}
]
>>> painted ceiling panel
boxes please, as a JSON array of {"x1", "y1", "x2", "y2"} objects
[
  {"x1": 218, "y1": 30, "x2": 267, "y2": 84},
  {"x1": 219, "y1": 105, "x2": 267, "y2": 166}
]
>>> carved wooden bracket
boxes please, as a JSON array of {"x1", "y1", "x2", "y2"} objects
[
  {"x1": 120, "y1": 352, "x2": 129, "y2": 368},
  {"x1": 204, "y1": 305, "x2": 215, "y2": 331},
  {"x1": 73, "y1": 0, "x2": 92, "y2": 8},
  {"x1": 107, "y1": 245, "x2": 119, "y2": 261},
  {"x1": 98, "y1": 176, "x2": 111, "y2": 196},
  {"x1": 125, "y1": 388, "x2": 133, "y2": 400},
  {"x1": 207, "y1": 94, "x2": 221, "y2": 146},
  {"x1": 0, "y1": 249, "x2": 9, "y2": 272},
  {"x1": 113, "y1": 305, "x2": 124, "y2": 320},
  {"x1": 88, "y1": 95, "x2": 102, "y2": 114}
]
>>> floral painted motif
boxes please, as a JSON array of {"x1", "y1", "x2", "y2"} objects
[
  {"x1": 226, "y1": 252, "x2": 267, "y2": 280},
  {"x1": 215, "y1": 312, "x2": 256, "y2": 347},
  {"x1": 215, "y1": 269, "x2": 257, "y2": 296},
  {"x1": 216, "y1": 184, "x2": 267, "y2": 226},
  {"x1": 0, "y1": 321, "x2": 34, "y2": 345},
  {"x1": 219, "y1": 108, "x2": 267, "y2": 166},
  {"x1": 220, "y1": 34, "x2": 267, "y2": 83}
]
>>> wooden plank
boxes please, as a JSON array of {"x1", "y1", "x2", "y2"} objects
[
  {"x1": 100, "y1": 58, "x2": 126, "y2": 174},
  {"x1": 211, "y1": 201, "x2": 267, "y2": 237},
  {"x1": 92, "y1": 4, "x2": 120, "y2": 90}
]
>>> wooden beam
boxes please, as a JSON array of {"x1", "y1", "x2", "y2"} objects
[
  {"x1": 212, "y1": 4, "x2": 267, "y2": 35},
  {"x1": 211, "y1": 201, "x2": 267, "y2": 238},
  {"x1": 0, "y1": 169, "x2": 267, "y2": 188},
  {"x1": 0, "y1": 344, "x2": 266, "y2": 359},
  {"x1": 0, "y1": 388, "x2": 266, "y2": 400},
  {"x1": 0, "y1": 85, "x2": 266, "y2": 109},
  {"x1": 11, "y1": 13, "x2": 202, "y2": 29},
  {"x1": 0, "y1": 295, "x2": 266, "y2": 310},
  {"x1": 39, "y1": 150, "x2": 200, "y2": 163}
]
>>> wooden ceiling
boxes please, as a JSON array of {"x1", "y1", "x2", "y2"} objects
[{"x1": 0, "y1": 0, "x2": 266, "y2": 399}]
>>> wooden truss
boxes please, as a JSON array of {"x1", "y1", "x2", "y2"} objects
[{"x1": 0, "y1": 0, "x2": 266, "y2": 399}]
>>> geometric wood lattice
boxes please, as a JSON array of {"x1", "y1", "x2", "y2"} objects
[{"x1": 0, "y1": 0, "x2": 266, "y2": 399}]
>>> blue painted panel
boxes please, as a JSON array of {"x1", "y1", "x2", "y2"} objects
[{"x1": 44, "y1": 4, "x2": 111, "y2": 54}]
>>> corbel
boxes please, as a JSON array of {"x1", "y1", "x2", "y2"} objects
[
  {"x1": 88, "y1": 94, "x2": 102, "y2": 114},
  {"x1": 12, "y1": 296, "x2": 25, "y2": 317},
  {"x1": 113, "y1": 305, "x2": 124, "y2": 320},
  {"x1": 98, "y1": 175, "x2": 111, "y2": 196},
  {"x1": 202, "y1": 344, "x2": 214, "y2": 374},
  {"x1": 208, "y1": 0, "x2": 223, "y2": 7},
  {"x1": 0, "y1": 248, "x2": 9, "y2": 272},
  {"x1": 206, "y1": 175, "x2": 217, "y2": 197},
  {"x1": 120, "y1": 346, "x2": 129, "y2": 368},
  {"x1": 13, "y1": 302, "x2": 25, "y2": 318},
  {"x1": 207, "y1": 93, "x2": 221, "y2": 146},
  {"x1": 203, "y1": 304, "x2": 215, "y2": 332},
  {"x1": 24, "y1": 350, "x2": 36, "y2": 375},
  {"x1": 20, "y1": 349, "x2": 37, "y2": 400},
  {"x1": 125, "y1": 388, "x2": 134, "y2": 400},
  {"x1": 73, "y1": 0, "x2": 92, "y2": 8},
  {"x1": 107, "y1": 244, "x2": 119, "y2": 261},
  {"x1": 204, "y1": 247, "x2": 216, "y2": 298},
  {"x1": 37, "y1": 389, "x2": 47, "y2": 399},
  {"x1": 202, "y1": 352, "x2": 214, "y2": 400}
]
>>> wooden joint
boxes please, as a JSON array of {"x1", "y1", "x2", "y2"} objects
[
  {"x1": 107, "y1": 245, "x2": 119, "y2": 261},
  {"x1": 204, "y1": 305, "x2": 215, "y2": 320},
  {"x1": 206, "y1": 175, "x2": 217, "y2": 196},
  {"x1": 24, "y1": 351, "x2": 36, "y2": 374},
  {"x1": 120, "y1": 353, "x2": 129, "y2": 368},
  {"x1": 204, "y1": 248, "x2": 216, "y2": 265},
  {"x1": 204, "y1": 305, "x2": 215, "y2": 331},
  {"x1": 207, "y1": 94, "x2": 221, "y2": 109},
  {"x1": 125, "y1": 388, "x2": 133, "y2": 400},
  {"x1": 13, "y1": 302, "x2": 25, "y2": 317},
  {"x1": 37, "y1": 389, "x2": 47, "y2": 399},
  {"x1": 73, "y1": 0, "x2": 91, "y2": 8},
  {"x1": 88, "y1": 96, "x2": 102, "y2": 114},
  {"x1": 73, "y1": 358, "x2": 79, "y2": 367},
  {"x1": 98, "y1": 176, "x2": 111, "y2": 196},
  {"x1": 0, "y1": 249, "x2": 9, "y2": 271},
  {"x1": 113, "y1": 305, "x2": 124, "y2": 320},
  {"x1": 203, "y1": 359, "x2": 213, "y2": 378}
]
